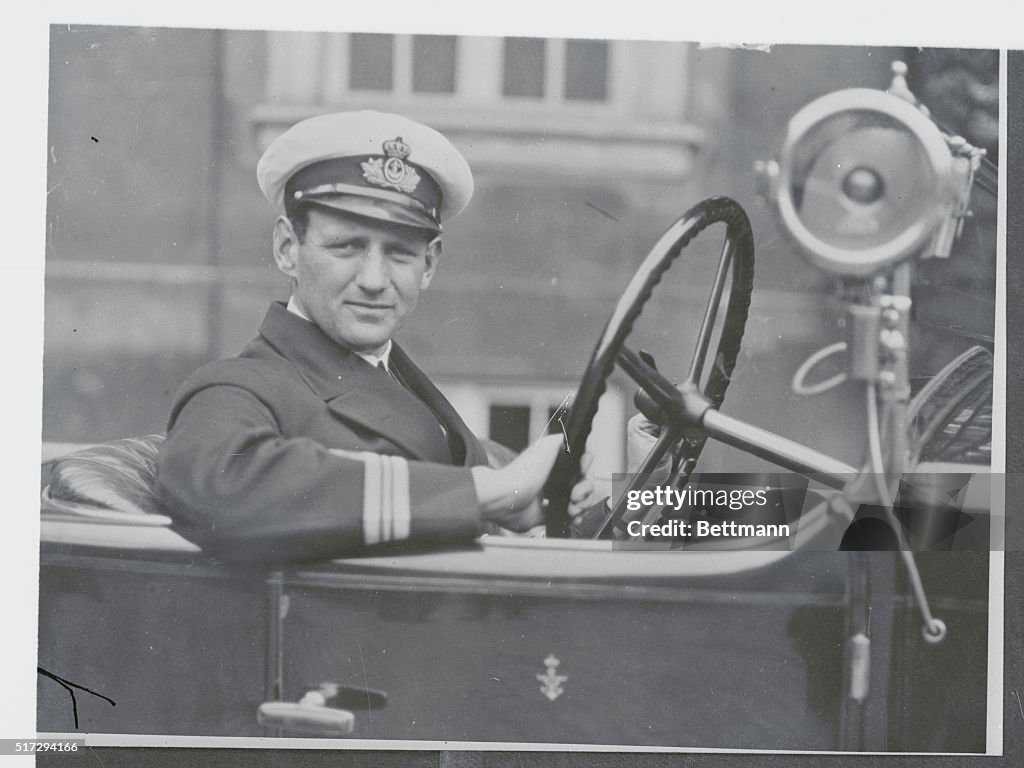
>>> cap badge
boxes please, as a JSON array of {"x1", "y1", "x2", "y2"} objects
[{"x1": 361, "y1": 136, "x2": 421, "y2": 195}]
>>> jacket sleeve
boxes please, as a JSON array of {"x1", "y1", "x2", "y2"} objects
[{"x1": 156, "y1": 378, "x2": 482, "y2": 564}]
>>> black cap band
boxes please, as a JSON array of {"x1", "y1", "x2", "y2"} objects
[{"x1": 284, "y1": 155, "x2": 442, "y2": 226}]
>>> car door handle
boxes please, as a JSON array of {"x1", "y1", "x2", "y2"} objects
[
  {"x1": 257, "y1": 687, "x2": 355, "y2": 736},
  {"x1": 315, "y1": 682, "x2": 388, "y2": 711}
]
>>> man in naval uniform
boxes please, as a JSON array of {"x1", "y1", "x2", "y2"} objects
[{"x1": 156, "y1": 111, "x2": 599, "y2": 564}]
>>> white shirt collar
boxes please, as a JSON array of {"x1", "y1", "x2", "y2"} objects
[{"x1": 285, "y1": 296, "x2": 393, "y2": 371}]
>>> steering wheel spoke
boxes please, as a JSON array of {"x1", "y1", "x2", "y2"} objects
[
  {"x1": 616, "y1": 346, "x2": 694, "y2": 425},
  {"x1": 617, "y1": 346, "x2": 674, "y2": 394},
  {"x1": 633, "y1": 424, "x2": 685, "y2": 481},
  {"x1": 689, "y1": 235, "x2": 739, "y2": 386}
]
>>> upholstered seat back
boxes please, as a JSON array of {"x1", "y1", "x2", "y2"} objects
[{"x1": 41, "y1": 434, "x2": 171, "y2": 524}]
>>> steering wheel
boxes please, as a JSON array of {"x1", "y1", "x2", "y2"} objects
[{"x1": 542, "y1": 196, "x2": 756, "y2": 538}]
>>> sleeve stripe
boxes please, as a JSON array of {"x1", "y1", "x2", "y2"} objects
[
  {"x1": 361, "y1": 452, "x2": 382, "y2": 545},
  {"x1": 329, "y1": 449, "x2": 410, "y2": 546},
  {"x1": 380, "y1": 451, "x2": 393, "y2": 543},
  {"x1": 390, "y1": 456, "x2": 410, "y2": 542}
]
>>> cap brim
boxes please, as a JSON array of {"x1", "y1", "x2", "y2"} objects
[{"x1": 300, "y1": 194, "x2": 441, "y2": 235}]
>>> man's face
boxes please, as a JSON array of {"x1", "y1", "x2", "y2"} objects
[{"x1": 274, "y1": 207, "x2": 440, "y2": 353}]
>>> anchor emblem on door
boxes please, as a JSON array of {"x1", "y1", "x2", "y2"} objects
[{"x1": 536, "y1": 654, "x2": 568, "y2": 701}]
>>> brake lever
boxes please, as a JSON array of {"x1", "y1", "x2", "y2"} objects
[{"x1": 634, "y1": 350, "x2": 666, "y2": 423}]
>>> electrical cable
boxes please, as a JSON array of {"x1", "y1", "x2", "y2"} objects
[
  {"x1": 792, "y1": 342, "x2": 848, "y2": 395},
  {"x1": 865, "y1": 382, "x2": 946, "y2": 643}
]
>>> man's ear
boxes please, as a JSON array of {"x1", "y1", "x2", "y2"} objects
[
  {"x1": 420, "y1": 237, "x2": 442, "y2": 289},
  {"x1": 272, "y1": 216, "x2": 300, "y2": 278}
]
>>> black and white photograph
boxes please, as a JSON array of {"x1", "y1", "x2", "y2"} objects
[{"x1": 16, "y1": 4, "x2": 1013, "y2": 761}]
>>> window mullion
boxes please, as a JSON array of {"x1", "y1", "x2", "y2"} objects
[
  {"x1": 394, "y1": 34, "x2": 413, "y2": 97},
  {"x1": 529, "y1": 394, "x2": 549, "y2": 441},
  {"x1": 459, "y1": 36, "x2": 501, "y2": 100},
  {"x1": 607, "y1": 39, "x2": 625, "y2": 112},
  {"x1": 265, "y1": 31, "x2": 323, "y2": 104},
  {"x1": 321, "y1": 34, "x2": 349, "y2": 103},
  {"x1": 545, "y1": 38, "x2": 566, "y2": 104}
]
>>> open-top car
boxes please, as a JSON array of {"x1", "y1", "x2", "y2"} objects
[{"x1": 37, "y1": 60, "x2": 998, "y2": 753}]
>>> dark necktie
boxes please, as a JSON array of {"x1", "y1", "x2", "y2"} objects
[
  {"x1": 379, "y1": 360, "x2": 465, "y2": 464},
  {"x1": 376, "y1": 360, "x2": 399, "y2": 382}
]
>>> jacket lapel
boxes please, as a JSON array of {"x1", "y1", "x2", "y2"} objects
[
  {"x1": 256, "y1": 303, "x2": 467, "y2": 464},
  {"x1": 390, "y1": 343, "x2": 489, "y2": 468},
  {"x1": 325, "y1": 355, "x2": 455, "y2": 463}
]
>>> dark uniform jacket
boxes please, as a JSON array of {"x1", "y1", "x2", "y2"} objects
[{"x1": 157, "y1": 302, "x2": 489, "y2": 564}]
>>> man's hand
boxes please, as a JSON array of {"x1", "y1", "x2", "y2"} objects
[
  {"x1": 472, "y1": 434, "x2": 565, "y2": 532},
  {"x1": 472, "y1": 435, "x2": 605, "y2": 534},
  {"x1": 567, "y1": 452, "x2": 604, "y2": 516}
]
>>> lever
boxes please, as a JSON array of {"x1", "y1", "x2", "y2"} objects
[
  {"x1": 633, "y1": 350, "x2": 665, "y2": 422},
  {"x1": 315, "y1": 682, "x2": 387, "y2": 711},
  {"x1": 257, "y1": 686, "x2": 356, "y2": 736}
]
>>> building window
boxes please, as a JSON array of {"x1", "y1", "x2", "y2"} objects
[
  {"x1": 503, "y1": 37, "x2": 546, "y2": 98},
  {"x1": 268, "y1": 32, "x2": 635, "y2": 110},
  {"x1": 345, "y1": 34, "x2": 457, "y2": 96},
  {"x1": 349, "y1": 33, "x2": 394, "y2": 92},
  {"x1": 501, "y1": 37, "x2": 610, "y2": 104},
  {"x1": 564, "y1": 39, "x2": 608, "y2": 101},
  {"x1": 412, "y1": 35, "x2": 457, "y2": 93},
  {"x1": 488, "y1": 404, "x2": 533, "y2": 452},
  {"x1": 487, "y1": 402, "x2": 572, "y2": 452},
  {"x1": 439, "y1": 383, "x2": 625, "y2": 478},
  {"x1": 486, "y1": 398, "x2": 570, "y2": 453}
]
